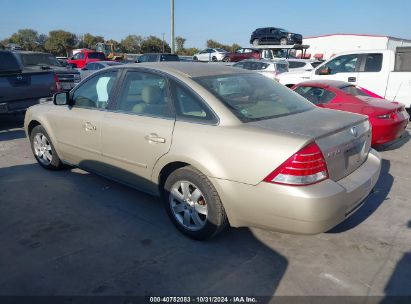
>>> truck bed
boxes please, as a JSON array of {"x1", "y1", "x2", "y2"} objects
[{"x1": 0, "y1": 51, "x2": 56, "y2": 114}]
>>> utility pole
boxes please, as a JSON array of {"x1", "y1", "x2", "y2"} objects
[{"x1": 170, "y1": 0, "x2": 175, "y2": 54}]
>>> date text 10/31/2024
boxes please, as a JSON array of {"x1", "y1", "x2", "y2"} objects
[{"x1": 149, "y1": 296, "x2": 258, "y2": 303}]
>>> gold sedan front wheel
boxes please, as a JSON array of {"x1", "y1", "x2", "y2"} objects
[{"x1": 30, "y1": 125, "x2": 64, "y2": 170}]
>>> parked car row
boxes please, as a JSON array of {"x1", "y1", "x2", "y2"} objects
[
  {"x1": 196, "y1": 47, "x2": 313, "y2": 64},
  {"x1": 137, "y1": 53, "x2": 180, "y2": 63},
  {"x1": 0, "y1": 49, "x2": 193, "y2": 114},
  {"x1": 189, "y1": 27, "x2": 304, "y2": 64}
]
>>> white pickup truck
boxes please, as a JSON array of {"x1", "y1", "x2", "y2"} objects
[{"x1": 277, "y1": 48, "x2": 411, "y2": 110}]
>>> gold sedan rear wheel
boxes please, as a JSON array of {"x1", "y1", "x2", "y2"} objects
[{"x1": 164, "y1": 166, "x2": 228, "y2": 240}]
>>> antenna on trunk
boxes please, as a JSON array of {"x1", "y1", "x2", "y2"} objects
[{"x1": 393, "y1": 82, "x2": 402, "y2": 102}]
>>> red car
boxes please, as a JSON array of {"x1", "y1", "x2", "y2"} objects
[
  {"x1": 222, "y1": 48, "x2": 261, "y2": 62},
  {"x1": 292, "y1": 80, "x2": 410, "y2": 147},
  {"x1": 67, "y1": 50, "x2": 106, "y2": 68}
]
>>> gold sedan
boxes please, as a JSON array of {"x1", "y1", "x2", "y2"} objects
[{"x1": 24, "y1": 63, "x2": 381, "y2": 240}]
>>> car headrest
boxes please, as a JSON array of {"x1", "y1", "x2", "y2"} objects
[{"x1": 141, "y1": 85, "x2": 163, "y2": 104}]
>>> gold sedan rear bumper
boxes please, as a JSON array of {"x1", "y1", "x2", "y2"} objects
[{"x1": 211, "y1": 149, "x2": 381, "y2": 234}]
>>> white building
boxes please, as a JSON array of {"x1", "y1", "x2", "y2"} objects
[{"x1": 302, "y1": 34, "x2": 411, "y2": 60}]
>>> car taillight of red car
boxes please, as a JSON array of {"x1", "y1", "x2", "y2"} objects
[{"x1": 377, "y1": 111, "x2": 398, "y2": 120}]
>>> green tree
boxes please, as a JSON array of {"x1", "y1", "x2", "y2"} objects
[
  {"x1": 38, "y1": 34, "x2": 48, "y2": 45},
  {"x1": 141, "y1": 36, "x2": 170, "y2": 53},
  {"x1": 9, "y1": 29, "x2": 39, "y2": 51},
  {"x1": 82, "y1": 33, "x2": 104, "y2": 49},
  {"x1": 120, "y1": 35, "x2": 142, "y2": 53},
  {"x1": 175, "y1": 36, "x2": 186, "y2": 54},
  {"x1": 33, "y1": 34, "x2": 48, "y2": 51},
  {"x1": 0, "y1": 38, "x2": 10, "y2": 49},
  {"x1": 206, "y1": 39, "x2": 224, "y2": 49},
  {"x1": 76, "y1": 35, "x2": 86, "y2": 49},
  {"x1": 106, "y1": 39, "x2": 121, "y2": 51},
  {"x1": 44, "y1": 30, "x2": 76, "y2": 56},
  {"x1": 230, "y1": 43, "x2": 241, "y2": 52},
  {"x1": 180, "y1": 47, "x2": 199, "y2": 56},
  {"x1": 206, "y1": 39, "x2": 241, "y2": 52}
]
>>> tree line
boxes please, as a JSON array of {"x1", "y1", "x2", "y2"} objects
[{"x1": 0, "y1": 29, "x2": 242, "y2": 57}]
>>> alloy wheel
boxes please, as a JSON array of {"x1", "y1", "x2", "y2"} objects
[
  {"x1": 169, "y1": 180, "x2": 208, "y2": 231},
  {"x1": 33, "y1": 133, "x2": 53, "y2": 165}
]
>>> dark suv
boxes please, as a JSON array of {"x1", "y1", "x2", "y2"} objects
[{"x1": 250, "y1": 27, "x2": 303, "y2": 46}]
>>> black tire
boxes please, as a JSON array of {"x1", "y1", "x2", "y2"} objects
[
  {"x1": 212, "y1": 56, "x2": 217, "y2": 62},
  {"x1": 280, "y1": 37, "x2": 288, "y2": 45},
  {"x1": 29, "y1": 125, "x2": 64, "y2": 170},
  {"x1": 193, "y1": 56, "x2": 198, "y2": 61},
  {"x1": 163, "y1": 166, "x2": 228, "y2": 240},
  {"x1": 252, "y1": 39, "x2": 260, "y2": 46},
  {"x1": 222, "y1": 57, "x2": 230, "y2": 62}
]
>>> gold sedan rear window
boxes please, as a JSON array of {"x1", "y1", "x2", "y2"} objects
[{"x1": 195, "y1": 73, "x2": 314, "y2": 122}]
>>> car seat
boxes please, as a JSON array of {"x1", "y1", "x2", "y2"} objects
[{"x1": 132, "y1": 85, "x2": 166, "y2": 116}]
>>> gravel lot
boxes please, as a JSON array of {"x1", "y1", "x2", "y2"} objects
[{"x1": 0, "y1": 114, "x2": 410, "y2": 297}]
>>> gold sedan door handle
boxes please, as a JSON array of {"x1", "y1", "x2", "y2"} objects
[
  {"x1": 84, "y1": 122, "x2": 97, "y2": 132},
  {"x1": 144, "y1": 133, "x2": 166, "y2": 143}
]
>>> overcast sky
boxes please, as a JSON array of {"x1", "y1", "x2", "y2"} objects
[{"x1": 1, "y1": 0, "x2": 410, "y2": 48}]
